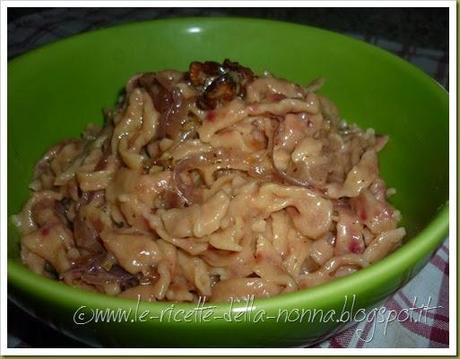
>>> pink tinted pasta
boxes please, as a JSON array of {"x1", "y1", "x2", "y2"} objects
[{"x1": 14, "y1": 60, "x2": 405, "y2": 302}]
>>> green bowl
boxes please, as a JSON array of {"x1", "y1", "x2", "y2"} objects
[{"x1": 8, "y1": 17, "x2": 448, "y2": 347}]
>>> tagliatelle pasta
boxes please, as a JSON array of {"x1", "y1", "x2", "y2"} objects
[{"x1": 14, "y1": 60, "x2": 406, "y2": 303}]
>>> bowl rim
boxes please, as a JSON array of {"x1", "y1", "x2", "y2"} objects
[
  {"x1": 7, "y1": 15, "x2": 450, "y2": 93},
  {"x1": 8, "y1": 16, "x2": 449, "y2": 315}
]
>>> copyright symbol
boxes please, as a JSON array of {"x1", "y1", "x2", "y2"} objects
[{"x1": 73, "y1": 305, "x2": 94, "y2": 325}]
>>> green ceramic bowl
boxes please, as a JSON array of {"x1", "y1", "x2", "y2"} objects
[{"x1": 8, "y1": 18, "x2": 448, "y2": 347}]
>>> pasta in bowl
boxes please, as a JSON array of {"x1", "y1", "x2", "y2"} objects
[{"x1": 14, "y1": 59, "x2": 406, "y2": 303}]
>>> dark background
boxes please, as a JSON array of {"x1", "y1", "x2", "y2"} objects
[
  {"x1": 8, "y1": 8, "x2": 450, "y2": 88},
  {"x1": 7, "y1": 7, "x2": 450, "y2": 348},
  {"x1": 7, "y1": 7, "x2": 448, "y2": 50}
]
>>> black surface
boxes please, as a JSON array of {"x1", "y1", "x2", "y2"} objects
[{"x1": 8, "y1": 7, "x2": 448, "y2": 51}]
